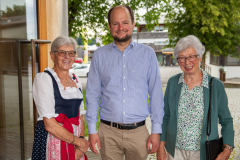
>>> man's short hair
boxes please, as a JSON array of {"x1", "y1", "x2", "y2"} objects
[{"x1": 108, "y1": 5, "x2": 134, "y2": 27}]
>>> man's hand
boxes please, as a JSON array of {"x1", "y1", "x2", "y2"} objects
[
  {"x1": 147, "y1": 134, "x2": 160, "y2": 154},
  {"x1": 157, "y1": 141, "x2": 167, "y2": 160},
  {"x1": 75, "y1": 146, "x2": 84, "y2": 160},
  {"x1": 89, "y1": 133, "x2": 101, "y2": 154},
  {"x1": 215, "y1": 148, "x2": 231, "y2": 160}
]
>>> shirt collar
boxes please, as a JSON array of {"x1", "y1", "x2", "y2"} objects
[
  {"x1": 178, "y1": 68, "x2": 209, "y2": 88},
  {"x1": 112, "y1": 39, "x2": 135, "y2": 48}
]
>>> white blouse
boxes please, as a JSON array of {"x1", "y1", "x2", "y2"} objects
[{"x1": 33, "y1": 67, "x2": 86, "y2": 121}]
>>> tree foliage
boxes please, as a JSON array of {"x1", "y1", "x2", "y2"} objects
[
  {"x1": 68, "y1": 0, "x2": 169, "y2": 45},
  {"x1": 165, "y1": 0, "x2": 240, "y2": 57},
  {"x1": 1, "y1": 4, "x2": 26, "y2": 17}
]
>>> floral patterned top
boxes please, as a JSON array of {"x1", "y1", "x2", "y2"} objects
[{"x1": 175, "y1": 69, "x2": 209, "y2": 151}]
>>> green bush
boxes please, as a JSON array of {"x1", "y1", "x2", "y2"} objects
[{"x1": 83, "y1": 90, "x2": 100, "y2": 136}]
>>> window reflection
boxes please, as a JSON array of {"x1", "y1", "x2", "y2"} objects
[
  {"x1": 0, "y1": 0, "x2": 37, "y2": 159},
  {"x1": 0, "y1": 1, "x2": 26, "y2": 39}
]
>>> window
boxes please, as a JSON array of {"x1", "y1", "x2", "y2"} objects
[
  {"x1": 226, "y1": 55, "x2": 240, "y2": 66},
  {"x1": 210, "y1": 54, "x2": 218, "y2": 65},
  {"x1": 75, "y1": 66, "x2": 87, "y2": 69},
  {"x1": 154, "y1": 26, "x2": 160, "y2": 31},
  {"x1": 141, "y1": 27, "x2": 150, "y2": 32},
  {"x1": 153, "y1": 26, "x2": 165, "y2": 32},
  {"x1": 154, "y1": 40, "x2": 169, "y2": 45},
  {"x1": 160, "y1": 26, "x2": 164, "y2": 31},
  {"x1": 133, "y1": 27, "x2": 138, "y2": 32},
  {"x1": 159, "y1": 41, "x2": 165, "y2": 45}
]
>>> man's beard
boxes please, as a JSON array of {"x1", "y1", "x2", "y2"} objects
[{"x1": 112, "y1": 33, "x2": 132, "y2": 43}]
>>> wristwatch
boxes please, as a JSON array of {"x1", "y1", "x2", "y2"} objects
[{"x1": 223, "y1": 144, "x2": 233, "y2": 152}]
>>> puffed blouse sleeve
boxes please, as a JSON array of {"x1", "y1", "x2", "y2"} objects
[{"x1": 33, "y1": 72, "x2": 58, "y2": 120}]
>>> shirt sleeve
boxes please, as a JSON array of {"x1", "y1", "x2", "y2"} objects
[
  {"x1": 85, "y1": 52, "x2": 102, "y2": 134},
  {"x1": 33, "y1": 72, "x2": 57, "y2": 119},
  {"x1": 147, "y1": 50, "x2": 165, "y2": 134},
  {"x1": 217, "y1": 79, "x2": 234, "y2": 147}
]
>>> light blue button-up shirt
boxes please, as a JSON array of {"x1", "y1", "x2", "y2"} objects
[{"x1": 85, "y1": 40, "x2": 164, "y2": 134}]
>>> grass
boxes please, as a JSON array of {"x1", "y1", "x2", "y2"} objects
[
  {"x1": 83, "y1": 87, "x2": 166, "y2": 136},
  {"x1": 82, "y1": 90, "x2": 100, "y2": 136}
]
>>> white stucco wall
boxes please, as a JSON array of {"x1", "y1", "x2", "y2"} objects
[{"x1": 205, "y1": 52, "x2": 240, "y2": 79}]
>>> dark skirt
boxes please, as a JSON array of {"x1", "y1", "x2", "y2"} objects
[{"x1": 32, "y1": 121, "x2": 48, "y2": 160}]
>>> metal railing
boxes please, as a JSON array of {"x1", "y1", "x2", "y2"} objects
[{"x1": 18, "y1": 39, "x2": 51, "y2": 160}]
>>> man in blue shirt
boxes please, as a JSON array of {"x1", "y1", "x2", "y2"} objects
[{"x1": 85, "y1": 5, "x2": 164, "y2": 160}]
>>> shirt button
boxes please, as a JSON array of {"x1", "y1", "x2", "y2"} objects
[
  {"x1": 123, "y1": 100, "x2": 125, "y2": 102},
  {"x1": 123, "y1": 65, "x2": 125, "y2": 67},
  {"x1": 123, "y1": 54, "x2": 125, "y2": 56},
  {"x1": 123, "y1": 112, "x2": 125, "y2": 114},
  {"x1": 123, "y1": 77, "x2": 125, "y2": 79},
  {"x1": 123, "y1": 88, "x2": 125, "y2": 90}
]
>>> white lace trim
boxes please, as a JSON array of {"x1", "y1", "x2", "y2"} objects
[{"x1": 45, "y1": 67, "x2": 82, "y2": 92}]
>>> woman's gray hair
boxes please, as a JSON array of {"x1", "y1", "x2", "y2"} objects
[
  {"x1": 173, "y1": 35, "x2": 205, "y2": 59},
  {"x1": 51, "y1": 36, "x2": 78, "y2": 52}
]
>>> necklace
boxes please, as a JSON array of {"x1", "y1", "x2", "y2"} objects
[{"x1": 60, "y1": 76, "x2": 70, "y2": 86}]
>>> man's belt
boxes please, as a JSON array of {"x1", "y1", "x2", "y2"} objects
[{"x1": 100, "y1": 119, "x2": 145, "y2": 130}]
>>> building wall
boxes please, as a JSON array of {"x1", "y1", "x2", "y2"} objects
[
  {"x1": 205, "y1": 52, "x2": 240, "y2": 79},
  {"x1": 38, "y1": 0, "x2": 68, "y2": 71},
  {"x1": 132, "y1": 30, "x2": 175, "y2": 66}
]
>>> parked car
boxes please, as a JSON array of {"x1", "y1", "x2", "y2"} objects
[
  {"x1": 75, "y1": 58, "x2": 83, "y2": 63},
  {"x1": 72, "y1": 63, "x2": 81, "y2": 68},
  {"x1": 70, "y1": 64, "x2": 90, "y2": 77}
]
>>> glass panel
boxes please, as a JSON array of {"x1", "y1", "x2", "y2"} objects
[
  {"x1": 141, "y1": 27, "x2": 151, "y2": 32},
  {"x1": 0, "y1": 1, "x2": 26, "y2": 39},
  {"x1": 226, "y1": 55, "x2": 240, "y2": 66},
  {"x1": 21, "y1": 43, "x2": 34, "y2": 159},
  {"x1": 160, "y1": 26, "x2": 164, "y2": 31},
  {"x1": 133, "y1": 27, "x2": 138, "y2": 32},
  {"x1": 0, "y1": 0, "x2": 38, "y2": 159},
  {"x1": 0, "y1": 40, "x2": 21, "y2": 159},
  {"x1": 210, "y1": 54, "x2": 218, "y2": 65},
  {"x1": 156, "y1": 52, "x2": 164, "y2": 66},
  {"x1": 154, "y1": 26, "x2": 159, "y2": 31}
]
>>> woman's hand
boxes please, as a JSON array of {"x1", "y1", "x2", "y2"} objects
[
  {"x1": 77, "y1": 138, "x2": 90, "y2": 154},
  {"x1": 157, "y1": 141, "x2": 167, "y2": 160},
  {"x1": 215, "y1": 148, "x2": 231, "y2": 160},
  {"x1": 75, "y1": 146, "x2": 84, "y2": 160}
]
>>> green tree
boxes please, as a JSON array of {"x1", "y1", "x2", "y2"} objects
[
  {"x1": 68, "y1": 0, "x2": 169, "y2": 45},
  {"x1": 1, "y1": 4, "x2": 26, "y2": 17},
  {"x1": 76, "y1": 35, "x2": 96, "y2": 45},
  {"x1": 165, "y1": 0, "x2": 240, "y2": 58}
]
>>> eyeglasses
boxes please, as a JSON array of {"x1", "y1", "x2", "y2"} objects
[
  {"x1": 54, "y1": 50, "x2": 76, "y2": 57},
  {"x1": 176, "y1": 55, "x2": 199, "y2": 63}
]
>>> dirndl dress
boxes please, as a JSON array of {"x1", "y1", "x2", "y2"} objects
[{"x1": 32, "y1": 70, "x2": 86, "y2": 160}]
